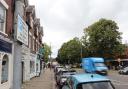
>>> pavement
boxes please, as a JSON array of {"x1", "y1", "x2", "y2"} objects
[{"x1": 22, "y1": 68, "x2": 56, "y2": 89}]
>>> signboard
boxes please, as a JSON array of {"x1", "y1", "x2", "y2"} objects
[
  {"x1": 17, "y1": 15, "x2": 28, "y2": 45},
  {"x1": 0, "y1": 39, "x2": 12, "y2": 53}
]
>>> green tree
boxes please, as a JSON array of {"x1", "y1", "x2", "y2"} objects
[
  {"x1": 57, "y1": 37, "x2": 82, "y2": 64},
  {"x1": 44, "y1": 43, "x2": 52, "y2": 62},
  {"x1": 82, "y1": 18, "x2": 124, "y2": 59}
]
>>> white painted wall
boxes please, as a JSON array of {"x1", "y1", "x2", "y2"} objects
[{"x1": 22, "y1": 46, "x2": 30, "y2": 82}]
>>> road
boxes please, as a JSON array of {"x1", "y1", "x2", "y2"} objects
[
  {"x1": 108, "y1": 71, "x2": 128, "y2": 89},
  {"x1": 77, "y1": 69, "x2": 128, "y2": 89},
  {"x1": 22, "y1": 68, "x2": 128, "y2": 89}
]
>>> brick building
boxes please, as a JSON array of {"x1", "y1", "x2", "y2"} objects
[
  {"x1": 0, "y1": 0, "x2": 14, "y2": 89},
  {"x1": 0, "y1": 0, "x2": 44, "y2": 89}
]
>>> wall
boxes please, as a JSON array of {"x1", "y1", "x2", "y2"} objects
[{"x1": 5, "y1": 0, "x2": 14, "y2": 37}]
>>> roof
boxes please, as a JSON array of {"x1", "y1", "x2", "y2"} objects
[
  {"x1": 83, "y1": 57, "x2": 104, "y2": 62},
  {"x1": 26, "y1": 5, "x2": 35, "y2": 13},
  {"x1": 72, "y1": 73, "x2": 109, "y2": 84}
]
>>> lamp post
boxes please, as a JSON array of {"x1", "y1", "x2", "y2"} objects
[{"x1": 80, "y1": 40, "x2": 83, "y2": 59}]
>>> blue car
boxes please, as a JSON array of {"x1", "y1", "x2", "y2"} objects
[{"x1": 62, "y1": 73, "x2": 115, "y2": 89}]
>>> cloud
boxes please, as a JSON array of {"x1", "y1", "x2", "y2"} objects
[{"x1": 29, "y1": 0, "x2": 128, "y2": 57}]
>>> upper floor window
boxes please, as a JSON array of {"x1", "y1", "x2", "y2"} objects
[{"x1": 0, "y1": 3, "x2": 6, "y2": 33}]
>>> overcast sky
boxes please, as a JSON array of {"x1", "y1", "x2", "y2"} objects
[{"x1": 29, "y1": 0, "x2": 128, "y2": 58}]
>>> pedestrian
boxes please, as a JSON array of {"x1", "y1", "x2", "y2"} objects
[{"x1": 49, "y1": 63, "x2": 52, "y2": 70}]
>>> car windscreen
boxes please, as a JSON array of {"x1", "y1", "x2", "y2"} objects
[
  {"x1": 77, "y1": 81, "x2": 114, "y2": 89},
  {"x1": 94, "y1": 62, "x2": 106, "y2": 67}
]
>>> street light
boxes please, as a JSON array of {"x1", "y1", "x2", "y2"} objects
[{"x1": 79, "y1": 39, "x2": 83, "y2": 59}]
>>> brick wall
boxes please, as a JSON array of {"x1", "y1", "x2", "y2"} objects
[{"x1": 5, "y1": 0, "x2": 14, "y2": 38}]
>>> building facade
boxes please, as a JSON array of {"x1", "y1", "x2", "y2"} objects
[
  {"x1": 0, "y1": 0, "x2": 44, "y2": 89},
  {"x1": 0, "y1": 0, "x2": 14, "y2": 89}
]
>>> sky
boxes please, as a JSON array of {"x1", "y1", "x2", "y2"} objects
[{"x1": 29, "y1": 0, "x2": 128, "y2": 58}]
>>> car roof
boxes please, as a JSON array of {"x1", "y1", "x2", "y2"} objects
[{"x1": 72, "y1": 73, "x2": 110, "y2": 84}]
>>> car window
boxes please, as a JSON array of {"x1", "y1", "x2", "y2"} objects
[
  {"x1": 94, "y1": 63, "x2": 106, "y2": 67},
  {"x1": 78, "y1": 82, "x2": 114, "y2": 89}
]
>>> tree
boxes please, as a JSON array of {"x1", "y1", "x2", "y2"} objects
[
  {"x1": 43, "y1": 43, "x2": 52, "y2": 62},
  {"x1": 57, "y1": 37, "x2": 82, "y2": 64},
  {"x1": 82, "y1": 18, "x2": 124, "y2": 59}
]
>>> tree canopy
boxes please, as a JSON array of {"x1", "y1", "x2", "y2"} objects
[
  {"x1": 82, "y1": 18, "x2": 124, "y2": 59},
  {"x1": 43, "y1": 43, "x2": 52, "y2": 62},
  {"x1": 57, "y1": 37, "x2": 82, "y2": 64},
  {"x1": 57, "y1": 18, "x2": 126, "y2": 64}
]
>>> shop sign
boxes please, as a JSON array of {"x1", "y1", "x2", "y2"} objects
[
  {"x1": 0, "y1": 39, "x2": 12, "y2": 53},
  {"x1": 17, "y1": 15, "x2": 28, "y2": 45}
]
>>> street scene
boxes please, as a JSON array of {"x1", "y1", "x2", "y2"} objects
[
  {"x1": 22, "y1": 66, "x2": 128, "y2": 89},
  {"x1": 1, "y1": 0, "x2": 128, "y2": 89}
]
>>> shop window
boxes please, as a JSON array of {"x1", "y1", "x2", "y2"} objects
[
  {"x1": 29, "y1": 35, "x2": 31, "y2": 49},
  {"x1": 1, "y1": 54, "x2": 9, "y2": 84},
  {"x1": 33, "y1": 39, "x2": 35, "y2": 51},
  {"x1": 36, "y1": 63, "x2": 38, "y2": 72},
  {"x1": 30, "y1": 61, "x2": 35, "y2": 73}
]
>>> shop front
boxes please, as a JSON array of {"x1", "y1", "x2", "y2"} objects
[
  {"x1": 30, "y1": 53, "x2": 37, "y2": 78},
  {"x1": 0, "y1": 38, "x2": 13, "y2": 89}
]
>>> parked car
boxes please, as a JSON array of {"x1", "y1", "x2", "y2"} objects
[
  {"x1": 62, "y1": 73, "x2": 115, "y2": 89},
  {"x1": 54, "y1": 66, "x2": 63, "y2": 73},
  {"x1": 56, "y1": 68, "x2": 67, "y2": 83},
  {"x1": 54, "y1": 66, "x2": 64, "y2": 76},
  {"x1": 54, "y1": 66, "x2": 64, "y2": 81},
  {"x1": 118, "y1": 66, "x2": 128, "y2": 75},
  {"x1": 57, "y1": 70, "x2": 77, "y2": 89}
]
